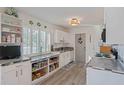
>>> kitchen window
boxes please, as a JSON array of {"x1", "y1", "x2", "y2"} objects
[
  {"x1": 40, "y1": 30, "x2": 46, "y2": 53},
  {"x1": 23, "y1": 28, "x2": 31, "y2": 55},
  {"x1": 32, "y1": 29, "x2": 39, "y2": 53},
  {"x1": 46, "y1": 31, "x2": 51, "y2": 52},
  {"x1": 23, "y1": 27, "x2": 51, "y2": 56}
]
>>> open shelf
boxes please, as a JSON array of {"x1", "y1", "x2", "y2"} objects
[
  {"x1": 49, "y1": 56, "x2": 59, "y2": 72},
  {"x1": 0, "y1": 13, "x2": 22, "y2": 44},
  {"x1": 1, "y1": 30, "x2": 21, "y2": 34},
  {"x1": 49, "y1": 56, "x2": 59, "y2": 64},
  {"x1": 1, "y1": 32, "x2": 22, "y2": 44},
  {"x1": 32, "y1": 59, "x2": 48, "y2": 81},
  {"x1": 49, "y1": 61, "x2": 59, "y2": 65},
  {"x1": 32, "y1": 59, "x2": 48, "y2": 71},
  {"x1": 1, "y1": 22, "x2": 22, "y2": 28},
  {"x1": 32, "y1": 65, "x2": 48, "y2": 73},
  {"x1": 49, "y1": 62, "x2": 59, "y2": 72},
  {"x1": 31, "y1": 55, "x2": 60, "y2": 83},
  {"x1": 32, "y1": 67, "x2": 48, "y2": 81}
]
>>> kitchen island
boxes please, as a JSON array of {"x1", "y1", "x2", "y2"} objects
[{"x1": 86, "y1": 57, "x2": 124, "y2": 85}]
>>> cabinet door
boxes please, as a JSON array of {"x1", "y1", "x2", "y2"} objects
[
  {"x1": 18, "y1": 62, "x2": 31, "y2": 85},
  {"x1": 59, "y1": 31, "x2": 64, "y2": 41},
  {"x1": 54, "y1": 30, "x2": 63, "y2": 43},
  {"x1": 64, "y1": 53, "x2": 68, "y2": 66},
  {"x1": 70, "y1": 51, "x2": 74, "y2": 61},
  {"x1": 64, "y1": 52, "x2": 68, "y2": 65},
  {"x1": 2, "y1": 66, "x2": 18, "y2": 85},
  {"x1": 63, "y1": 32, "x2": 69, "y2": 43},
  {"x1": 68, "y1": 52, "x2": 71, "y2": 62},
  {"x1": 59, "y1": 53, "x2": 65, "y2": 67}
]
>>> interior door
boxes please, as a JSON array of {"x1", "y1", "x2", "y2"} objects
[{"x1": 75, "y1": 33, "x2": 86, "y2": 64}]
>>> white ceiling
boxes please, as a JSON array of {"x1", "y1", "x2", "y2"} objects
[{"x1": 16, "y1": 7, "x2": 104, "y2": 28}]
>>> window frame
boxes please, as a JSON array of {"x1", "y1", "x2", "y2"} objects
[{"x1": 22, "y1": 26, "x2": 51, "y2": 57}]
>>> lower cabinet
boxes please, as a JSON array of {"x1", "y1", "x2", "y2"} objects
[
  {"x1": 2, "y1": 66, "x2": 18, "y2": 85},
  {"x1": 59, "y1": 51, "x2": 74, "y2": 67},
  {"x1": 70, "y1": 51, "x2": 74, "y2": 62},
  {"x1": 59, "y1": 53, "x2": 65, "y2": 67},
  {"x1": 18, "y1": 62, "x2": 31, "y2": 85},
  {"x1": 1, "y1": 61, "x2": 31, "y2": 85}
]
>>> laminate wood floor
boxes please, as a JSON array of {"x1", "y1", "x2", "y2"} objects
[{"x1": 39, "y1": 62, "x2": 86, "y2": 85}]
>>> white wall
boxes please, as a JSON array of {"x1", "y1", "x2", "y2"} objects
[
  {"x1": 69, "y1": 26, "x2": 102, "y2": 63},
  {"x1": 105, "y1": 7, "x2": 124, "y2": 44}
]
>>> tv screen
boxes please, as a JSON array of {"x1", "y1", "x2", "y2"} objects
[{"x1": 0, "y1": 46, "x2": 21, "y2": 59}]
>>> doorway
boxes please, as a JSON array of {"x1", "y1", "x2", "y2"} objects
[{"x1": 75, "y1": 33, "x2": 86, "y2": 65}]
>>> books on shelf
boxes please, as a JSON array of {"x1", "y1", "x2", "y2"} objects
[
  {"x1": 6, "y1": 34, "x2": 11, "y2": 43},
  {"x1": 1, "y1": 32, "x2": 21, "y2": 43}
]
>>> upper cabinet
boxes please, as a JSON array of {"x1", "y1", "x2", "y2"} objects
[
  {"x1": 54, "y1": 30, "x2": 69, "y2": 44},
  {"x1": 0, "y1": 13, "x2": 22, "y2": 45},
  {"x1": 105, "y1": 8, "x2": 124, "y2": 44},
  {"x1": 54, "y1": 30, "x2": 63, "y2": 43}
]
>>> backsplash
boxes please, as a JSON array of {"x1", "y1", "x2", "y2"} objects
[{"x1": 53, "y1": 47, "x2": 74, "y2": 52}]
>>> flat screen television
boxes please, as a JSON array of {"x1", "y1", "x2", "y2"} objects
[{"x1": 0, "y1": 46, "x2": 21, "y2": 60}]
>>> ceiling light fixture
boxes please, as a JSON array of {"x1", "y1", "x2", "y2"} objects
[{"x1": 69, "y1": 18, "x2": 80, "y2": 26}]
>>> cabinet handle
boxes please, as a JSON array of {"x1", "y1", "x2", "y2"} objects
[
  {"x1": 16, "y1": 71, "x2": 18, "y2": 77},
  {"x1": 21, "y1": 69, "x2": 23, "y2": 75}
]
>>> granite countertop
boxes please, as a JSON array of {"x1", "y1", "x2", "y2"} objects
[
  {"x1": 0, "y1": 56, "x2": 30, "y2": 66},
  {"x1": 87, "y1": 57, "x2": 124, "y2": 74},
  {"x1": 31, "y1": 52, "x2": 60, "y2": 63},
  {"x1": 0, "y1": 52, "x2": 60, "y2": 66}
]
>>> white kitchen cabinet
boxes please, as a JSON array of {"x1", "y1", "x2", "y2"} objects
[
  {"x1": 59, "y1": 53, "x2": 65, "y2": 67},
  {"x1": 65, "y1": 51, "x2": 74, "y2": 64},
  {"x1": 65, "y1": 52, "x2": 71, "y2": 64},
  {"x1": 59, "y1": 51, "x2": 74, "y2": 67},
  {"x1": 1, "y1": 61, "x2": 31, "y2": 85},
  {"x1": 2, "y1": 65, "x2": 18, "y2": 85},
  {"x1": 87, "y1": 67, "x2": 124, "y2": 85},
  {"x1": 59, "y1": 52, "x2": 68, "y2": 67},
  {"x1": 62, "y1": 31, "x2": 69, "y2": 43},
  {"x1": 54, "y1": 30, "x2": 70, "y2": 43},
  {"x1": 18, "y1": 62, "x2": 31, "y2": 85},
  {"x1": 54, "y1": 30, "x2": 64, "y2": 43},
  {"x1": 70, "y1": 51, "x2": 74, "y2": 62}
]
